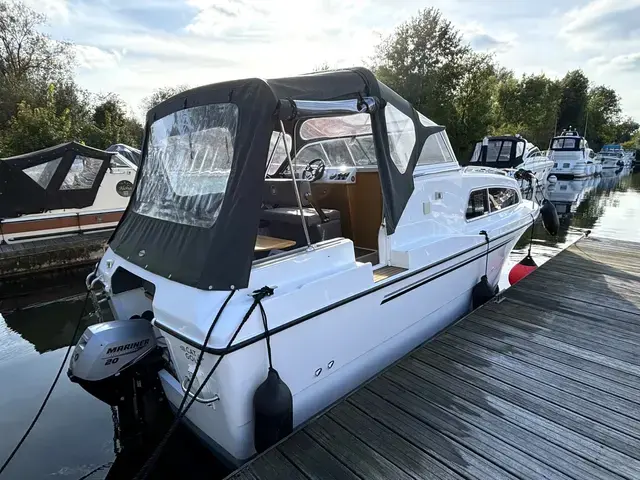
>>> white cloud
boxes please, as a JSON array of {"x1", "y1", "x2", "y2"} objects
[
  {"x1": 75, "y1": 45, "x2": 122, "y2": 70},
  {"x1": 460, "y1": 22, "x2": 516, "y2": 53},
  {"x1": 561, "y1": 0, "x2": 640, "y2": 46},
  {"x1": 15, "y1": 0, "x2": 640, "y2": 120}
]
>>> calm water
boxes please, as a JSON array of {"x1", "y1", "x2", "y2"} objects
[{"x1": 1, "y1": 166, "x2": 639, "y2": 479}]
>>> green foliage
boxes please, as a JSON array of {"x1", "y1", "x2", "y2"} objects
[
  {"x1": 2, "y1": 84, "x2": 72, "y2": 155},
  {"x1": 557, "y1": 70, "x2": 589, "y2": 131},
  {"x1": 0, "y1": 0, "x2": 142, "y2": 157},
  {"x1": 372, "y1": 8, "x2": 637, "y2": 158}
]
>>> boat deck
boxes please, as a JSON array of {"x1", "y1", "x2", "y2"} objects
[{"x1": 227, "y1": 236, "x2": 640, "y2": 480}]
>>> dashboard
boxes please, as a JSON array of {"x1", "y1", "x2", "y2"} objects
[{"x1": 321, "y1": 167, "x2": 357, "y2": 184}]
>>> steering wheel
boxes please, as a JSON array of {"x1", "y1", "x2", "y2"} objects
[{"x1": 302, "y1": 158, "x2": 326, "y2": 182}]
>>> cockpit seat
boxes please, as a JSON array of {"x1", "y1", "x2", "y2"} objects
[{"x1": 261, "y1": 178, "x2": 342, "y2": 246}]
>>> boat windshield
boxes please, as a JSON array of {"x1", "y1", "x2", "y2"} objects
[
  {"x1": 470, "y1": 140, "x2": 513, "y2": 163},
  {"x1": 132, "y1": 103, "x2": 238, "y2": 228},
  {"x1": 551, "y1": 138, "x2": 578, "y2": 150}
]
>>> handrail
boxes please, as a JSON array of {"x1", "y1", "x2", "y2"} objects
[{"x1": 462, "y1": 166, "x2": 509, "y2": 176}]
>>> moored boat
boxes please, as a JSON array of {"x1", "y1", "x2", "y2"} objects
[
  {"x1": 67, "y1": 68, "x2": 541, "y2": 470},
  {"x1": 0, "y1": 142, "x2": 137, "y2": 244},
  {"x1": 468, "y1": 134, "x2": 554, "y2": 189},
  {"x1": 549, "y1": 128, "x2": 596, "y2": 177}
]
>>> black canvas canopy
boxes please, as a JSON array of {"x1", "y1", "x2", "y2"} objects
[
  {"x1": 109, "y1": 67, "x2": 443, "y2": 291},
  {"x1": 468, "y1": 135, "x2": 528, "y2": 168},
  {"x1": 0, "y1": 142, "x2": 115, "y2": 219}
]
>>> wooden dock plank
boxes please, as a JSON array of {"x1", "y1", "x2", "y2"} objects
[
  {"x1": 276, "y1": 432, "x2": 360, "y2": 480},
  {"x1": 436, "y1": 332, "x2": 640, "y2": 416},
  {"x1": 226, "y1": 237, "x2": 640, "y2": 480},
  {"x1": 391, "y1": 362, "x2": 640, "y2": 478},
  {"x1": 413, "y1": 346, "x2": 640, "y2": 445},
  {"x1": 351, "y1": 383, "x2": 518, "y2": 480},
  {"x1": 368, "y1": 372, "x2": 615, "y2": 480},
  {"x1": 247, "y1": 449, "x2": 307, "y2": 480},
  {"x1": 328, "y1": 403, "x2": 463, "y2": 480}
]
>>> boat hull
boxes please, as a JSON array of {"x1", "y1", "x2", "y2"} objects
[{"x1": 154, "y1": 225, "x2": 528, "y2": 466}]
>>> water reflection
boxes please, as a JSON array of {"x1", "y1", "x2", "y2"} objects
[
  {"x1": 502, "y1": 167, "x2": 637, "y2": 287},
  {"x1": 1, "y1": 168, "x2": 639, "y2": 479}
]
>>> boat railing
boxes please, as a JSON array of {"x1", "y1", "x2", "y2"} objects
[{"x1": 462, "y1": 165, "x2": 509, "y2": 176}]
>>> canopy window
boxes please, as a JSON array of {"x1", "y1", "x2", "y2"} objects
[
  {"x1": 1, "y1": 142, "x2": 115, "y2": 219},
  {"x1": 133, "y1": 103, "x2": 238, "y2": 228}
]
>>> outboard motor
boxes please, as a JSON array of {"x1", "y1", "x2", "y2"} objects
[{"x1": 68, "y1": 318, "x2": 166, "y2": 451}]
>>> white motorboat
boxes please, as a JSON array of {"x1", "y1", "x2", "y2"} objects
[
  {"x1": 549, "y1": 128, "x2": 597, "y2": 177},
  {"x1": 67, "y1": 68, "x2": 542, "y2": 469},
  {"x1": 598, "y1": 144, "x2": 626, "y2": 169},
  {"x1": 0, "y1": 142, "x2": 137, "y2": 244},
  {"x1": 469, "y1": 135, "x2": 554, "y2": 188}
]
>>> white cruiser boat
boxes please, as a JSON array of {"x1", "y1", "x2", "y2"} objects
[
  {"x1": 67, "y1": 68, "x2": 539, "y2": 468},
  {"x1": 0, "y1": 142, "x2": 137, "y2": 244},
  {"x1": 549, "y1": 128, "x2": 597, "y2": 177},
  {"x1": 598, "y1": 144, "x2": 626, "y2": 169},
  {"x1": 469, "y1": 135, "x2": 554, "y2": 187}
]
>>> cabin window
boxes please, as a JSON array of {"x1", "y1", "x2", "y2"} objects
[
  {"x1": 385, "y1": 104, "x2": 415, "y2": 174},
  {"x1": 299, "y1": 113, "x2": 371, "y2": 141},
  {"x1": 23, "y1": 158, "x2": 61, "y2": 188},
  {"x1": 466, "y1": 189, "x2": 489, "y2": 219},
  {"x1": 60, "y1": 156, "x2": 102, "y2": 190},
  {"x1": 488, "y1": 188, "x2": 519, "y2": 211},
  {"x1": 417, "y1": 132, "x2": 456, "y2": 165},
  {"x1": 552, "y1": 138, "x2": 577, "y2": 149},
  {"x1": 515, "y1": 142, "x2": 525, "y2": 158},
  {"x1": 133, "y1": 102, "x2": 238, "y2": 228},
  {"x1": 266, "y1": 132, "x2": 292, "y2": 175}
]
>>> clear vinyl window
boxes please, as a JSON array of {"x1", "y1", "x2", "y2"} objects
[
  {"x1": 385, "y1": 104, "x2": 416, "y2": 174},
  {"x1": 23, "y1": 158, "x2": 62, "y2": 188},
  {"x1": 266, "y1": 131, "x2": 292, "y2": 176},
  {"x1": 417, "y1": 131, "x2": 456, "y2": 165},
  {"x1": 133, "y1": 103, "x2": 238, "y2": 228},
  {"x1": 60, "y1": 156, "x2": 102, "y2": 190}
]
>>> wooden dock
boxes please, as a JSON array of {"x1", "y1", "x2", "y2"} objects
[{"x1": 227, "y1": 236, "x2": 640, "y2": 480}]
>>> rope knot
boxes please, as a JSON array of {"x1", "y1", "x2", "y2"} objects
[{"x1": 251, "y1": 286, "x2": 275, "y2": 301}]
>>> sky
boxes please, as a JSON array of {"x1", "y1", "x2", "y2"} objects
[{"x1": 25, "y1": 0, "x2": 640, "y2": 120}]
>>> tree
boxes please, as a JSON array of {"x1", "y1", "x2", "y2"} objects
[
  {"x1": 494, "y1": 73, "x2": 561, "y2": 148},
  {"x1": 0, "y1": 1, "x2": 73, "y2": 82},
  {"x1": 372, "y1": 7, "x2": 473, "y2": 133},
  {"x1": 82, "y1": 94, "x2": 143, "y2": 148},
  {"x1": 449, "y1": 53, "x2": 500, "y2": 160},
  {"x1": 140, "y1": 85, "x2": 190, "y2": 113},
  {"x1": 1, "y1": 83, "x2": 72, "y2": 155},
  {"x1": 557, "y1": 70, "x2": 589, "y2": 132}
]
